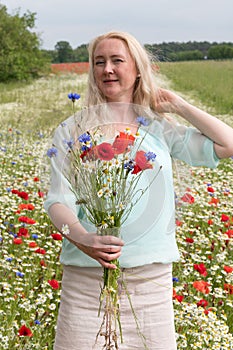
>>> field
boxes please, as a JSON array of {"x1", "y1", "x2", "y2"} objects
[
  {"x1": 0, "y1": 61, "x2": 233, "y2": 349},
  {"x1": 158, "y1": 60, "x2": 233, "y2": 116}
]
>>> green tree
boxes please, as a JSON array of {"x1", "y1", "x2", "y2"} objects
[
  {"x1": 0, "y1": 4, "x2": 49, "y2": 82},
  {"x1": 208, "y1": 44, "x2": 233, "y2": 59},
  {"x1": 73, "y1": 44, "x2": 88, "y2": 62},
  {"x1": 169, "y1": 50, "x2": 203, "y2": 61},
  {"x1": 54, "y1": 41, "x2": 74, "y2": 63}
]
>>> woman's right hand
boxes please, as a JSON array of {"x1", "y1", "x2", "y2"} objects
[{"x1": 74, "y1": 232, "x2": 124, "y2": 269}]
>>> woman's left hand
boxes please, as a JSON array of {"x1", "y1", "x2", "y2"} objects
[{"x1": 155, "y1": 88, "x2": 183, "y2": 114}]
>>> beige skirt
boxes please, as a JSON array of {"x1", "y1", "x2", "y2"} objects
[{"x1": 54, "y1": 263, "x2": 177, "y2": 350}]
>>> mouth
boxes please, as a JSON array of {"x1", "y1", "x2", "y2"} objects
[{"x1": 103, "y1": 79, "x2": 118, "y2": 83}]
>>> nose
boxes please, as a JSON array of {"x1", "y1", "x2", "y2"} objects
[{"x1": 104, "y1": 61, "x2": 114, "y2": 74}]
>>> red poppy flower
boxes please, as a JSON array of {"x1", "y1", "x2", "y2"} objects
[
  {"x1": 197, "y1": 299, "x2": 208, "y2": 307},
  {"x1": 40, "y1": 260, "x2": 46, "y2": 267},
  {"x1": 131, "y1": 150, "x2": 153, "y2": 174},
  {"x1": 17, "y1": 228, "x2": 29, "y2": 237},
  {"x1": 33, "y1": 177, "x2": 40, "y2": 182},
  {"x1": 221, "y1": 214, "x2": 230, "y2": 222},
  {"x1": 224, "y1": 266, "x2": 233, "y2": 273},
  {"x1": 131, "y1": 164, "x2": 141, "y2": 174},
  {"x1": 35, "y1": 248, "x2": 46, "y2": 255},
  {"x1": 208, "y1": 197, "x2": 219, "y2": 205},
  {"x1": 193, "y1": 280, "x2": 210, "y2": 294},
  {"x1": 204, "y1": 308, "x2": 213, "y2": 315},
  {"x1": 51, "y1": 233, "x2": 63, "y2": 241},
  {"x1": 18, "y1": 204, "x2": 29, "y2": 211},
  {"x1": 48, "y1": 279, "x2": 60, "y2": 289},
  {"x1": 208, "y1": 219, "x2": 214, "y2": 225},
  {"x1": 225, "y1": 229, "x2": 233, "y2": 238},
  {"x1": 194, "y1": 263, "x2": 208, "y2": 277},
  {"x1": 112, "y1": 132, "x2": 135, "y2": 154},
  {"x1": 18, "y1": 325, "x2": 33, "y2": 337},
  {"x1": 29, "y1": 241, "x2": 38, "y2": 248},
  {"x1": 38, "y1": 191, "x2": 44, "y2": 198},
  {"x1": 18, "y1": 203, "x2": 35, "y2": 211},
  {"x1": 207, "y1": 187, "x2": 215, "y2": 193},
  {"x1": 80, "y1": 147, "x2": 98, "y2": 162},
  {"x1": 174, "y1": 295, "x2": 184, "y2": 303},
  {"x1": 186, "y1": 237, "x2": 194, "y2": 243},
  {"x1": 181, "y1": 193, "x2": 195, "y2": 203},
  {"x1": 225, "y1": 230, "x2": 233, "y2": 238},
  {"x1": 13, "y1": 237, "x2": 23, "y2": 245},
  {"x1": 224, "y1": 283, "x2": 233, "y2": 294},
  {"x1": 17, "y1": 191, "x2": 29, "y2": 200},
  {"x1": 172, "y1": 290, "x2": 184, "y2": 302},
  {"x1": 11, "y1": 189, "x2": 19, "y2": 194},
  {"x1": 96, "y1": 142, "x2": 115, "y2": 161},
  {"x1": 176, "y1": 220, "x2": 183, "y2": 226},
  {"x1": 18, "y1": 216, "x2": 36, "y2": 224}
]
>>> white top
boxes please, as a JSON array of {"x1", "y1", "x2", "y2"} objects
[{"x1": 44, "y1": 104, "x2": 219, "y2": 267}]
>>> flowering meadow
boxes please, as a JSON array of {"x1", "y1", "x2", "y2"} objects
[
  {"x1": 51, "y1": 62, "x2": 89, "y2": 75},
  {"x1": 0, "y1": 68, "x2": 233, "y2": 349}
]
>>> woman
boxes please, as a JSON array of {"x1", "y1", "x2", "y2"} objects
[{"x1": 44, "y1": 31, "x2": 233, "y2": 350}]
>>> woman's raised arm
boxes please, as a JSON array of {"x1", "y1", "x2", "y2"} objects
[{"x1": 155, "y1": 88, "x2": 233, "y2": 159}]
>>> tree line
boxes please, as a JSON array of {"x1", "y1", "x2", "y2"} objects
[
  {"x1": 50, "y1": 40, "x2": 233, "y2": 64},
  {"x1": 0, "y1": 4, "x2": 233, "y2": 82}
]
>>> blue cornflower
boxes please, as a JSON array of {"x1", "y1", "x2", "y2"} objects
[
  {"x1": 47, "y1": 147, "x2": 58, "y2": 158},
  {"x1": 64, "y1": 138, "x2": 75, "y2": 149},
  {"x1": 172, "y1": 277, "x2": 179, "y2": 282},
  {"x1": 6, "y1": 257, "x2": 13, "y2": 262},
  {"x1": 136, "y1": 116, "x2": 150, "y2": 126},
  {"x1": 16, "y1": 271, "x2": 24, "y2": 278},
  {"x1": 124, "y1": 160, "x2": 134, "y2": 170},
  {"x1": 145, "y1": 152, "x2": 156, "y2": 161},
  {"x1": 34, "y1": 320, "x2": 41, "y2": 325},
  {"x1": 78, "y1": 133, "x2": 91, "y2": 143},
  {"x1": 68, "y1": 93, "x2": 81, "y2": 102},
  {"x1": 32, "y1": 234, "x2": 38, "y2": 239}
]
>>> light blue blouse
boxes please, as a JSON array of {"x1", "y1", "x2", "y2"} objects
[{"x1": 44, "y1": 111, "x2": 219, "y2": 268}]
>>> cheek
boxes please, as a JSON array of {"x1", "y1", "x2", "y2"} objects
[{"x1": 93, "y1": 70, "x2": 102, "y2": 86}]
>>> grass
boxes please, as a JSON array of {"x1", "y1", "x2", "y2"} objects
[
  {"x1": 158, "y1": 60, "x2": 233, "y2": 117},
  {"x1": 0, "y1": 65, "x2": 233, "y2": 349}
]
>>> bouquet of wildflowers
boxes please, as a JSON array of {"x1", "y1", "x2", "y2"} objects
[{"x1": 52, "y1": 102, "x2": 161, "y2": 349}]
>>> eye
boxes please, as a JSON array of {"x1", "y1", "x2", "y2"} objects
[
  {"x1": 113, "y1": 58, "x2": 124, "y2": 63},
  {"x1": 95, "y1": 60, "x2": 105, "y2": 66}
]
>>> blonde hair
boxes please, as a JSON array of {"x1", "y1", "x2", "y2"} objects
[{"x1": 85, "y1": 31, "x2": 159, "y2": 110}]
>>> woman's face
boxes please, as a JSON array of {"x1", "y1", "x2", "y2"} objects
[{"x1": 93, "y1": 38, "x2": 138, "y2": 103}]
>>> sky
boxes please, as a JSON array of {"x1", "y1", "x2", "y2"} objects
[{"x1": 2, "y1": 0, "x2": 233, "y2": 50}]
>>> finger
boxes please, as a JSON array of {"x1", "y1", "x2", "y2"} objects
[
  {"x1": 100, "y1": 236, "x2": 124, "y2": 246},
  {"x1": 98, "y1": 258, "x2": 118, "y2": 269},
  {"x1": 103, "y1": 245, "x2": 122, "y2": 253}
]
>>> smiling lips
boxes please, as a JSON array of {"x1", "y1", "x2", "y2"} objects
[{"x1": 103, "y1": 79, "x2": 118, "y2": 83}]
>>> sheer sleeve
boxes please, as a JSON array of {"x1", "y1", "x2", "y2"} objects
[
  {"x1": 160, "y1": 118, "x2": 220, "y2": 168},
  {"x1": 44, "y1": 116, "x2": 78, "y2": 215}
]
